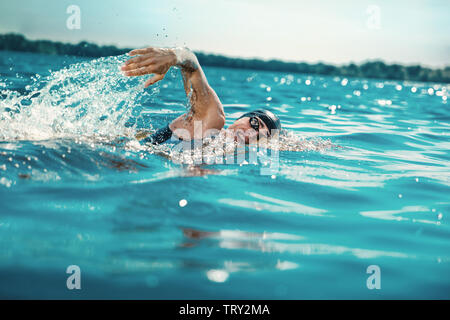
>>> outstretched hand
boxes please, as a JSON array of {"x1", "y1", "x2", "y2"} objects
[{"x1": 121, "y1": 47, "x2": 177, "y2": 88}]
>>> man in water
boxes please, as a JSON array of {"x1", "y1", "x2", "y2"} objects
[{"x1": 121, "y1": 47, "x2": 281, "y2": 145}]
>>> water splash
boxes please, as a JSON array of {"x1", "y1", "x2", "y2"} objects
[
  {"x1": 166, "y1": 129, "x2": 336, "y2": 165},
  {"x1": 0, "y1": 53, "x2": 336, "y2": 171},
  {"x1": 0, "y1": 55, "x2": 158, "y2": 142}
]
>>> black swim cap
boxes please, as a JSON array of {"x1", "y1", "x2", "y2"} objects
[{"x1": 238, "y1": 109, "x2": 281, "y2": 135}]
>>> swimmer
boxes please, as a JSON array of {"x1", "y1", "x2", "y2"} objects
[{"x1": 121, "y1": 47, "x2": 281, "y2": 145}]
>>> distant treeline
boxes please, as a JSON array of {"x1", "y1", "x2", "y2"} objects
[{"x1": 1, "y1": 33, "x2": 449, "y2": 83}]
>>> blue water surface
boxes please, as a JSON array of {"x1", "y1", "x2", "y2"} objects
[{"x1": 0, "y1": 51, "x2": 449, "y2": 299}]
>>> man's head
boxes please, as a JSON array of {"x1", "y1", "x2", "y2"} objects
[{"x1": 228, "y1": 109, "x2": 281, "y2": 143}]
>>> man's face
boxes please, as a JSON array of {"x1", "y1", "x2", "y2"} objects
[{"x1": 228, "y1": 116, "x2": 269, "y2": 144}]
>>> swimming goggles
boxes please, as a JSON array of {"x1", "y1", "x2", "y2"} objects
[{"x1": 249, "y1": 116, "x2": 261, "y2": 133}]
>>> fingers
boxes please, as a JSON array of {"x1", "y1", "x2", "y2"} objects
[
  {"x1": 122, "y1": 47, "x2": 165, "y2": 87},
  {"x1": 123, "y1": 66, "x2": 155, "y2": 77},
  {"x1": 144, "y1": 74, "x2": 165, "y2": 88},
  {"x1": 123, "y1": 55, "x2": 146, "y2": 67},
  {"x1": 121, "y1": 57, "x2": 155, "y2": 71},
  {"x1": 128, "y1": 47, "x2": 155, "y2": 56},
  {"x1": 122, "y1": 48, "x2": 156, "y2": 72},
  {"x1": 123, "y1": 54, "x2": 150, "y2": 66}
]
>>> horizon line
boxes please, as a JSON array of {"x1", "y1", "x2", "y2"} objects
[{"x1": 4, "y1": 32, "x2": 449, "y2": 70}]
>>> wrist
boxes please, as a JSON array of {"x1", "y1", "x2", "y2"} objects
[
  {"x1": 169, "y1": 48, "x2": 179, "y2": 67},
  {"x1": 172, "y1": 47, "x2": 188, "y2": 66},
  {"x1": 172, "y1": 47, "x2": 198, "y2": 71}
]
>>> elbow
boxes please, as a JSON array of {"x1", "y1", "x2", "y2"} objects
[{"x1": 215, "y1": 110, "x2": 226, "y2": 130}]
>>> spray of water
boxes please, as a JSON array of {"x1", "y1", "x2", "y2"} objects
[
  {"x1": 166, "y1": 129, "x2": 336, "y2": 166},
  {"x1": 0, "y1": 55, "x2": 158, "y2": 142},
  {"x1": 0, "y1": 54, "x2": 335, "y2": 165}
]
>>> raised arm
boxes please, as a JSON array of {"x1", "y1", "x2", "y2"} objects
[{"x1": 121, "y1": 47, "x2": 225, "y2": 140}]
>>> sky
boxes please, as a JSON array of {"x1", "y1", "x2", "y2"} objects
[{"x1": 0, "y1": 0, "x2": 449, "y2": 67}]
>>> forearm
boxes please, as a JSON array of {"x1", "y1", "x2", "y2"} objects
[
  {"x1": 170, "y1": 48, "x2": 217, "y2": 120},
  {"x1": 172, "y1": 47, "x2": 209, "y2": 98},
  {"x1": 169, "y1": 48, "x2": 224, "y2": 137}
]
